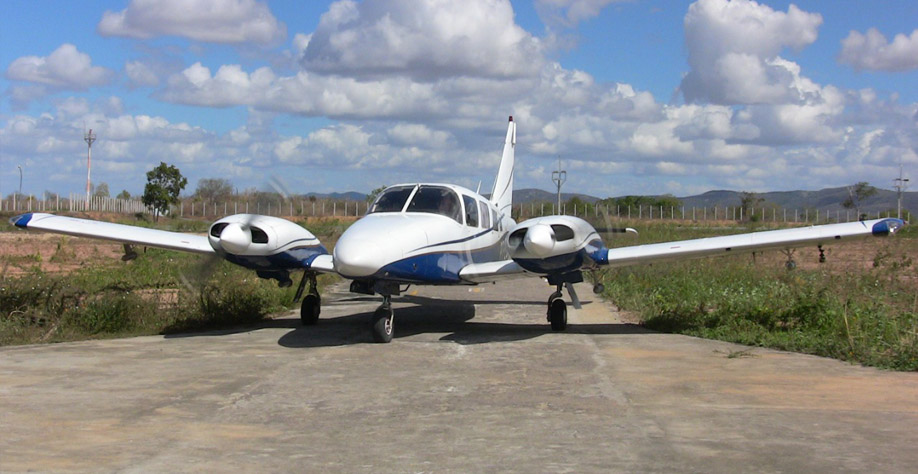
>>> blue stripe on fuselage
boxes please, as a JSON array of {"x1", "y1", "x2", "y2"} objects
[
  {"x1": 224, "y1": 245, "x2": 328, "y2": 271},
  {"x1": 375, "y1": 242, "x2": 503, "y2": 283}
]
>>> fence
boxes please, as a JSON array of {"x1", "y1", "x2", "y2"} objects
[{"x1": 2, "y1": 195, "x2": 911, "y2": 224}]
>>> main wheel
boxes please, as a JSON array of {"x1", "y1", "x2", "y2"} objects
[
  {"x1": 371, "y1": 307, "x2": 394, "y2": 343},
  {"x1": 593, "y1": 283, "x2": 605, "y2": 294},
  {"x1": 300, "y1": 294, "x2": 320, "y2": 325},
  {"x1": 785, "y1": 259, "x2": 797, "y2": 271},
  {"x1": 548, "y1": 298, "x2": 567, "y2": 331}
]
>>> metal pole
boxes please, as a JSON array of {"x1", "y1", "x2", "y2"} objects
[{"x1": 551, "y1": 157, "x2": 566, "y2": 215}]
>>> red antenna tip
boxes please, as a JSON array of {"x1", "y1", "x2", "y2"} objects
[{"x1": 508, "y1": 116, "x2": 513, "y2": 122}]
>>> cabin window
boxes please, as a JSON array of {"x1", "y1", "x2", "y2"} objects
[
  {"x1": 478, "y1": 201, "x2": 490, "y2": 229},
  {"x1": 406, "y1": 186, "x2": 462, "y2": 223},
  {"x1": 369, "y1": 185, "x2": 414, "y2": 213},
  {"x1": 463, "y1": 195, "x2": 478, "y2": 227}
]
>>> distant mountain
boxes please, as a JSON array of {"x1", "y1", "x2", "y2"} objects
[
  {"x1": 676, "y1": 187, "x2": 917, "y2": 215},
  {"x1": 305, "y1": 191, "x2": 368, "y2": 201},
  {"x1": 512, "y1": 188, "x2": 601, "y2": 204}
]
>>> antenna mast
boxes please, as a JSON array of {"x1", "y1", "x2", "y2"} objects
[
  {"x1": 551, "y1": 157, "x2": 566, "y2": 214},
  {"x1": 893, "y1": 163, "x2": 910, "y2": 219},
  {"x1": 84, "y1": 128, "x2": 96, "y2": 209}
]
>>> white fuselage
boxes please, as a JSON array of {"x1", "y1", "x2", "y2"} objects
[{"x1": 334, "y1": 183, "x2": 514, "y2": 283}]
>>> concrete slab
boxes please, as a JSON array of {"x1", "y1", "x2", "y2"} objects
[{"x1": 1, "y1": 277, "x2": 916, "y2": 473}]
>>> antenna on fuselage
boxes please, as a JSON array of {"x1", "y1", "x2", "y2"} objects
[{"x1": 476, "y1": 181, "x2": 481, "y2": 194}]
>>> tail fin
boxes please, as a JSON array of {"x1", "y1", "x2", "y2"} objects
[{"x1": 491, "y1": 116, "x2": 516, "y2": 216}]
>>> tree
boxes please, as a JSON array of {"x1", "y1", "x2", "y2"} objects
[
  {"x1": 194, "y1": 178, "x2": 233, "y2": 202},
  {"x1": 142, "y1": 162, "x2": 187, "y2": 221},
  {"x1": 116, "y1": 190, "x2": 131, "y2": 200},
  {"x1": 842, "y1": 182, "x2": 877, "y2": 220},
  {"x1": 367, "y1": 185, "x2": 388, "y2": 203},
  {"x1": 93, "y1": 182, "x2": 110, "y2": 198},
  {"x1": 739, "y1": 191, "x2": 764, "y2": 221}
]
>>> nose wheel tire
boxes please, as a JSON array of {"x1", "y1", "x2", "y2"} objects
[
  {"x1": 548, "y1": 298, "x2": 567, "y2": 331},
  {"x1": 300, "y1": 294, "x2": 321, "y2": 325},
  {"x1": 372, "y1": 306, "x2": 395, "y2": 343}
]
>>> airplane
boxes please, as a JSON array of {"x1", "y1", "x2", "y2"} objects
[{"x1": 8, "y1": 116, "x2": 907, "y2": 343}]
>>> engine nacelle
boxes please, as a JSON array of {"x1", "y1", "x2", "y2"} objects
[
  {"x1": 507, "y1": 215, "x2": 607, "y2": 274},
  {"x1": 208, "y1": 214, "x2": 321, "y2": 257}
]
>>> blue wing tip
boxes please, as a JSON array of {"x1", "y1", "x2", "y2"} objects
[
  {"x1": 871, "y1": 218, "x2": 906, "y2": 237},
  {"x1": 9, "y1": 213, "x2": 34, "y2": 228}
]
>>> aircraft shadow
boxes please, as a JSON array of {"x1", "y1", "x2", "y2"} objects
[{"x1": 165, "y1": 294, "x2": 647, "y2": 347}]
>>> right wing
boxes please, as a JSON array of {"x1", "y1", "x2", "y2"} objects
[
  {"x1": 10, "y1": 213, "x2": 214, "y2": 255},
  {"x1": 600, "y1": 218, "x2": 905, "y2": 267}
]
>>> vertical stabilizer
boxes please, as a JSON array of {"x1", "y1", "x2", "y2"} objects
[{"x1": 491, "y1": 116, "x2": 516, "y2": 215}]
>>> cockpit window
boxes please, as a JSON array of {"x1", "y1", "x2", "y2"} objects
[
  {"x1": 369, "y1": 185, "x2": 415, "y2": 213},
  {"x1": 406, "y1": 186, "x2": 462, "y2": 223}
]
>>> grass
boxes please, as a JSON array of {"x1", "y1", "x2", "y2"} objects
[
  {"x1": 0, "y1": 213, "x2": 347, "y2": 346},
  {"x1": 596, "y1": 220, "x2": 918, "y2": 371}
]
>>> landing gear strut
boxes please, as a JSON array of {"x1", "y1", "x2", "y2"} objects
[
  {"x1": 371, "y1": 295, "x2": 394, "y2": 343},
  {"x1": 782, "y1": 249, "x2": 797, "y2": 271},
  {"x1": 297, "y1": 272, "x2": 321, "y2": 325}
]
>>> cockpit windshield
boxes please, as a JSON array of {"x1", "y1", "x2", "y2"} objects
[
  {"x1": 369, "y1": 185, "x2": 415, "y2": 213},
  {"x1": 406, "y1": 186, "x2": 462, "y2": 223}
]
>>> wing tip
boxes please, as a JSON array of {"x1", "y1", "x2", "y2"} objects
[
  {"x1": 9, "y1": 212, "x2": 34, "y2": 228},
  {"x1": 871, "y1": 218, "x2": 906, "y2": 237}
]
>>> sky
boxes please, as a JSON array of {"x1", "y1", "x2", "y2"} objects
[{"x1": 1, "y1": 0, "x2": 916, "y2": 200}]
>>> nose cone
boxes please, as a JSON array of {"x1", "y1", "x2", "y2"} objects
[
  {"x1": 220, "y1": 223, "x2": 250, "y2": 254},
  {"x1": 523, "y1": 224, "x2": 555, "y2": 257},
  {"x1": 334, "y1": 238, "x2": 384, "y2": 278}
]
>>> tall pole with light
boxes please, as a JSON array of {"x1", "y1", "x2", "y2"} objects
[
  {"x1": 893, "y1": 163, "x2": 909, "y2": 219},
  {"x1": 84, "y1": 128, "x2": 96, "y2": 209},
  {"x1": 551, "y1": 157, "x2": 566, "y2": 214}
]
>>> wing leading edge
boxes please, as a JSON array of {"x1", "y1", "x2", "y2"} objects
[
  {"x1": 599, "y1": 218, "x2": 905, "y2": 267},
  {"x1": 10, "y1": 212, "x2": 214, "y2": 255}
]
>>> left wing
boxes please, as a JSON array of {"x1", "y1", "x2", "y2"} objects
[{"x1": 10, "y1": 212, "x2": 214, "y2": 254}]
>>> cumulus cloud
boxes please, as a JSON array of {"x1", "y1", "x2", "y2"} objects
[
  {"x1": 839, "y1": 28, "x2": 918, "y2": 72},
  {"x1": 301, "y1": 0, "x2": 544, "y2": 80},
  {"x1": 680, "y1": 0, "x2": 822, "y2": 105},
  {"x1": 6, "y1": 44, "x2": 112, "y2": 90},
  {"x1": 97, "y1": 0, "x2": 286, "y2": 45}
]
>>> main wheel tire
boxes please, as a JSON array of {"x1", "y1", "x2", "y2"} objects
[
  {"x1": 371, "y1": 307, "x2": 394, "y2": 343},
  {"x1": 593, "y1": 283, "x2": 605, "y2": 294},
  {"x1": 785, "y1": 260, "x2": 797, "y2": 271},
  {"x1": 549, "y1": 298, "x2": 567, "y2": 331},
  {"x1": 300, "y1": 294, "x2": 321, "y2": 325}
]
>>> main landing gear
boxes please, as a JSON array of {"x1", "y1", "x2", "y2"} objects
[
  {"x1": 547, "y1": 287, "x2": 567, "y2": 331},
  {"x1": 296, "y1": 272, "x2": 321, "y2": 325},
  {"x1": 545, "y1": 272, "x2": 583, "y2": 332}
]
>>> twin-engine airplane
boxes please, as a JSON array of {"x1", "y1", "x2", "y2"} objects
[{"x1": 10, "y1": 117, "x2": 907, "y2": 342}]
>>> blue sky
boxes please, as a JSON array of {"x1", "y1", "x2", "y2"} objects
[{"x1": 1, "y1": 0, "x2": 916, "y2": 199}]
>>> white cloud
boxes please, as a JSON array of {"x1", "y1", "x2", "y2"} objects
[
  {"x1": 6, "y1": 44, "x2": 112, "y2": 90},
  {"x1": 839, "y1": 28, "x2": 918, "y2": 72},
  {"x1": 97, "y1": 0, "x2": 286, "y2": 45},
  {"x1": 125, "y1": 61, "x2": 160, "y2": 87},
  {"x1": 301, "y1": 0, "x2": 544, "y2": 80},
  {"x1": 535, "y1": 0, "x2": 624, "y2": 27},
  {"x1": 680, "y1": 0, "x2": 822, "y2": 105}
]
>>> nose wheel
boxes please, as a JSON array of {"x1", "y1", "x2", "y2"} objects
[{"x1": 371, "y1": 296, "x2": 395, "y2": 343}]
